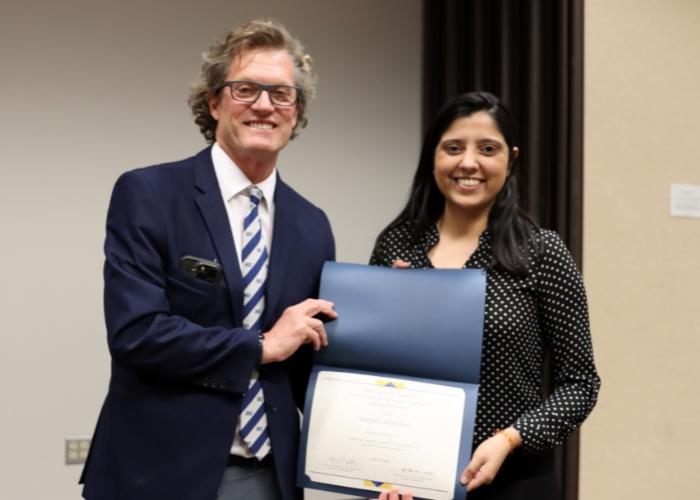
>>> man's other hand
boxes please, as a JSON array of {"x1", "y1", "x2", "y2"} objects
[{"x1": 260, "y1": 298, "x2": 337, "y2": 363}]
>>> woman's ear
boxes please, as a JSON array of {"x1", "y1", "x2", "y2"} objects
[{"x1": 508, "y1": 146, "x2": 520, "y2": 174}]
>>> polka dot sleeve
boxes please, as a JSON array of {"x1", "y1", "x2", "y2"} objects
[{"x1": 512, "y1": 230, "x2": 600, "y2": 452}]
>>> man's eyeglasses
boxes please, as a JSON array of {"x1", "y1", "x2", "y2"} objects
[{"x1": 221, "y1": 80, "x2": 300, "y2": 106}]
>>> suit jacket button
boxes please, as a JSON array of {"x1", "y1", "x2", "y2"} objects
[{"x1": 268, "y1": 403, "x2": 278, "y2": 412}]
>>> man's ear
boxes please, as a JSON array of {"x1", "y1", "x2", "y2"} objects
[
  {"x1": 291, "y1": 103, "x2": 299, "y2": 129},
  {"x1": 208, "y1": 93, "x2": 220, "y2": 121}
]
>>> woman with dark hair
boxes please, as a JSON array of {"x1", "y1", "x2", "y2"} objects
[{"x1": 371, "y1": 91, "x2": 600, "y2": 500}]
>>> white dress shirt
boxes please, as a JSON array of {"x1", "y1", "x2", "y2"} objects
[
  {"x1": 211, "y1": 143, "x2": 276, "y2": 260},
  {"x1": 211, "y1": 142, "x2": 276, "y2": 457}
]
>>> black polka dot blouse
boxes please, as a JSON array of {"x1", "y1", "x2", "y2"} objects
[{"x1": 369, "y1": 222, "x2": 601, "y2": 452}]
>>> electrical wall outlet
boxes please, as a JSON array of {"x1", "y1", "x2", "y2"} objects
[{"x1": 65, "y1": 438, "x2": 91, "y2": 465}]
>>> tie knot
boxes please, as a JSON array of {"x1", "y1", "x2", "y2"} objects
[{"x1": 248, "y1": 185, "x2": 263, "y2": 206}]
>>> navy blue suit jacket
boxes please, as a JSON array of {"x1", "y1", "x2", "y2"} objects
[{"x1": 80, "y1": 147, "x2": 335, "y2": 500}]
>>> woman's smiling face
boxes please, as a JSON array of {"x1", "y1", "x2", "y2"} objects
[{"x1": 433, "y1": 111, "x2": 517, "y2": 219}]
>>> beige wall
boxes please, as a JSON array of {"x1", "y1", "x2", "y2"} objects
[
  {"x1": 582, "y1": 1, "x2": 700, "y2": 499},
  {"x1": 0, "y1": 1, "x2": 421, "y2": 499}
]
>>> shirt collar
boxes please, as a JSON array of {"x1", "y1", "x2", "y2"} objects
[
  {"x1": 421, "y1": 223, "x2": 492, "y2": 268},
  {"x1": 211, "y1": 142, "x2": 277, "y2": 206}
]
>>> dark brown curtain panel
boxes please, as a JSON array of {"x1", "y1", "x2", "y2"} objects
[{"x1": 422, "y1": 0, "x2": 585, "y2": 499}]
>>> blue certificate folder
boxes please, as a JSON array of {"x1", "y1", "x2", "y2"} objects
[{"x1": 297, "y1": 262, "x2": 487, "y2": 500}]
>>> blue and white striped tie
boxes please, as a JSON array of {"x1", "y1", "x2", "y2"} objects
[{"x1": 239, "y1": 186, "x2": 271, "y2": 460}]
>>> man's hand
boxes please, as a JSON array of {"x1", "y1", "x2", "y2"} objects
[
  {"x1": 376, "y1": 488, "x2": 414, "y2": 500},
  {"x1": 260, "y1": 298, "x2": 337, "y2": 364},
  {"x1": 461, "y1": 428, "x2": 521, "y2": 491},
  {"x1": 392, "y1": 259, "x2": 411, "y2": 269}
]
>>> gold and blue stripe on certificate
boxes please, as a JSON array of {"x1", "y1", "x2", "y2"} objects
[
  {"x1": 359, "y1": 378, "x2": 404, "y2": 491},
  {"x1": 375, "y1": 378, "x2": 406, "y2": 389}
]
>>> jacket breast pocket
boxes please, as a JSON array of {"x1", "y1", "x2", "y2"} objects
[{"x1": 165, "y1": 272, "x2": 232, "y2": 325}]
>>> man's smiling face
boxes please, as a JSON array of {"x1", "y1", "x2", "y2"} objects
[{"x1": 209, "y1": 48, "x2": 298, "y2": 178}]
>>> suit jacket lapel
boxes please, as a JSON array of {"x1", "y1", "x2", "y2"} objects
[
  {"x1": 193, "y1": 148, "x2": 245, "y2": 324},
  {"x1": 265, "y1": 177, "x2": 293, "y2": 325}
]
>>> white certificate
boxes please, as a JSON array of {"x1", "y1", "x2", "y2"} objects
[{"x1": 305, "y1": 370, "x2": 465, "y2": 500}]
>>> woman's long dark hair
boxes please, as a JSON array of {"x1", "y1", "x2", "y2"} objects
[{"x1": 379, "y1": 91, "x2": 541, "y2": 275}]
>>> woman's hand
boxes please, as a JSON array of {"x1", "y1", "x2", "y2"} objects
[
  {"x1": 461, "y1": 428, "x2": 521, "y2": 491},
  {"x1": 376, "y1": 488, "x2": 414, "y2": 500},
  {"x1": 392, "y1": 259, "x2": 411, "y2": 269}
]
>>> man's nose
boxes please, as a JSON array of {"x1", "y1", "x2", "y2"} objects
[{"x1": 251, "y1": 90, "x2": 275, "y2": 111}]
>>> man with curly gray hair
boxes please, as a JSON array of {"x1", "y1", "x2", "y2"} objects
[
  {"x1": 189, "y1": 18, "x2": 317, "y2": 143},
  {"x1": 80, "y1": 19, "x2": 335, "y2": 500}
]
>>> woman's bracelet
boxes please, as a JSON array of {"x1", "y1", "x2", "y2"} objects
[{"x1": 496, "y1": 429, "x2": 517, "y2": 453}]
